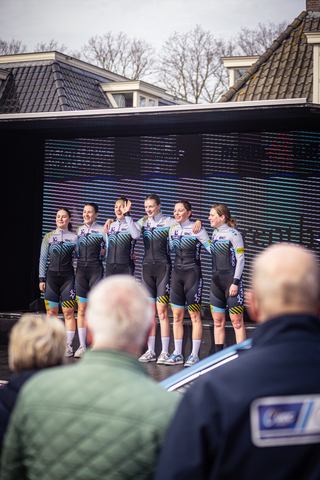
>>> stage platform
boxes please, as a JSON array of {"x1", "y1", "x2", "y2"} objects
[{"x1": 0, "y1": 311, "x2": 256, "y2": 382}]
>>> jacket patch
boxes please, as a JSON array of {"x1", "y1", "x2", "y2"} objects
[{"x1": 250, "y1": 394, "x2": 320, "y2": 447}]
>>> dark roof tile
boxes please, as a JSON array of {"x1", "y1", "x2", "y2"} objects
[
  {"x1": 0, "y1": 60, "x2": 112, "y2": 113},
  {"x1": 220, "y1": 10, "x2": 319, "y2": 103}
]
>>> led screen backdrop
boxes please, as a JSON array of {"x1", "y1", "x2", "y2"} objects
[{"x1": 43, "y1": 131, "x2": 320, "y2": 309}]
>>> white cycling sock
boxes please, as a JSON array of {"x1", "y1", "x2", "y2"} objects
[
  {"x1": 147, "y1": 336, "x2": 156, "y2": 353},
  {"x1": 174, "y1": 339, "x2": 183, "y2": 355}
]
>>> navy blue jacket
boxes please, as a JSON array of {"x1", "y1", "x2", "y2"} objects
[
  {"x1": 154, "y1": 314, "x2": 320, "y2": 480},
  {"x1": 0, "y1": 370, "x2": 36, "y2": 455}
]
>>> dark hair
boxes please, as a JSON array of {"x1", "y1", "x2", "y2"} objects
[
  {"x1": 176, "y1": 199, "x2": 192, "y2": 212},
  {"x1": 58, "y1": 208, "x2": 72, "y2": 231},
  {"x1": 145, "y1": 194, "x2": 161, "y2": 205},
  {"x1": 85, "y1": 202, "x2": 99, "y2": 213},
  {"x1": 212, "y1": 204, "x2": 236, "y2": 227},
  {"x1": 115, "y1": 197, "x2": 128, "y2": 204}
]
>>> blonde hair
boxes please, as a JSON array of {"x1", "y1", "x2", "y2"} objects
[{"x1": 9, "y1": 314, "x2": 66, "y2": 372}]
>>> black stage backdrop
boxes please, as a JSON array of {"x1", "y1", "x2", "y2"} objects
[{"x1": 41, "y1": 131, "x2": 320, "y2": 310}]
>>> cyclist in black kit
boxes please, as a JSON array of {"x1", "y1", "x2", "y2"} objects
[
  {"x1": 39, "y1": 208, "x2": 78, "y2": 357},
  {"x1": 75, "y1": 203, "x2": 107, "y2": 358},
  {"x1": 105, "y1": 198, "x2": 141, "y2": 277},
  {"x1": 165, "y1": 200, "x2": 211, "y2": 367},
  {"x1": 137, "y1": 195, "x2": 202, "y2": 365}
]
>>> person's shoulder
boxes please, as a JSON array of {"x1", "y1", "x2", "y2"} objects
[
  {"x1": 186, "y1": 349, "x2": 254, "y2": 398},
  {"x1": 131, "y1": 376, "x2": 181, "y2": 422},
  {"x1": 228, "y1": 226, "x2": 241, "y2": 237},
  {"x1": 93, "y1": 222, "x2": 106, "y2": 234},
  {"x1": 17, "y1": 365, "x2": 73, "y2": 403},
  {"x1": 138, "y1": 216, "x2": 147, "y2": 225},
  {"x1": 76, "y1": 224, "x2": 85, "y2": 234},
  {"x1": 44, "y1": 229, "x2": 56, "y2": 239},
  {"x1": 108, "y1": 220, "x2": 117, "y2": 228},
  {"x1": 165, "y1": 216, "x2": 178, "y2": 226}
]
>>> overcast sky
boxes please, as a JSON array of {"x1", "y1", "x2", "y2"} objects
[{"x1": 1, "y1": 0, "x2": 306, "y2": 53}]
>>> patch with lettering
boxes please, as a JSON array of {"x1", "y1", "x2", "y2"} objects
[{"x1": 250, "y1": 395, "x2": 320, "y2": 447}]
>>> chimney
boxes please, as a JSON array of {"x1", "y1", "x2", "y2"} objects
[{"x1": 306, "y1": 0, "x2": 320, "y2": 11}]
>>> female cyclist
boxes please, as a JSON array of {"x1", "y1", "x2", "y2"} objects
[
  {"x1": 138, "y1": 195, "x2": 201, "y2": 364},
  {"x1": 164, "y1": 200, "x2": 211, "y2": 367},
  {"x1": 39, "y1": 208, "x2": 78, "y2": 357},
  {"x1": 75, "y1": 203, "x2": 107, "y2": 357},
  {"x1": 105, "y1": 198, "x2": 141, "y2": 277},
  {"x1": 209, "y1": 203, "x2": 246, "y2": 352}
]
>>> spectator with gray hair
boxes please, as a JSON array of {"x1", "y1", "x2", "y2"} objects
[
  {"x1": 155, "y1": 243, "x2": 320, "y2": 480},
  {"x1": 1, "y1": 275, "x2": 180, "y2": 480},
  {"x1": 0, "y1": 314, "x2": 65, "y2": 454}
]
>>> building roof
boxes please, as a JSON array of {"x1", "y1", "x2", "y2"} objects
[
  {"x1": 219, "y1": 10, "x2": 320, "y2": 103},
  {"x1": 0, "y1": 51, "x2": 187, "y2": 114},
  {"x1": 0, "y1": 54, "x2": 115, "y2": 113}
]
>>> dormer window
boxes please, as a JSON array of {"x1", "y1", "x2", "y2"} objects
[
  {"x1": 112, "y1": 93, "x2": 133, "y2": 108},
  {"x1": 139, "y1": 96, "x2": 146, "y2": 107},
  {"x1": 101, "y1": 81, "x2": 163, "y2": 108},
  {"x1": 0, "y1": 68, "x2": 9, "y2": 88},
  {"x1": 221, "y1": 56, "x2": 260, "y2": 88}
]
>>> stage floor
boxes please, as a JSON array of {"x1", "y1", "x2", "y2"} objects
[{"x1": 0, "y1": 312, "x2": 256, "y2": 383}]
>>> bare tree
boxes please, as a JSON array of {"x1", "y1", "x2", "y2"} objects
[
  {"x1": 81, "y1": 32, "x2": 155, "y2": 80},
  {"x1": 158, "y1": 21, "x2": 288, "y2": 103},
  {"x1": 34, "y1": 39, "x2": 69, "y2": 53},
  {"x1": 158, "y1": 25, "x2": 236, "y2": 104},
  {"x1": 235, "y1": 21, "x2": 288, "y2": 56},
  {"x1": 0, "y1": 20, "x2": 288, "y2": 103},
  {"x1": 0, "y1": 38, "x2": 27, "y2": 55}
]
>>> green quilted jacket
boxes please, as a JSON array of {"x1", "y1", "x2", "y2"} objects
[{"x1": 0, "y1": 349, "x2": 180, "y2": 480}]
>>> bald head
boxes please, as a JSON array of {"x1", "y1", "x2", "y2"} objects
[{"x1": 250, "y1": 243, "x2": 320, "y2": 323}]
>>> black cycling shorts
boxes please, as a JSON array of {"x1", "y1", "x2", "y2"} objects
[
  {"x1": 170, "y1": 266, "x2": 203, "y2": 312},
  {"x1": 105, "y1": 263, "x2": 135, "y2": 277},
  {"x1": 210, "y1": 274, "x2": 244, "y2": 315},
  {"x1": 75, "y1": 265, "x2": 104, "y2": 303},
  {"x1": 141, "y1": 263, "x2": 171, "y2": 303},
  {"x1": 45, "y1": 274, "x2": 76, "y2": 309}
]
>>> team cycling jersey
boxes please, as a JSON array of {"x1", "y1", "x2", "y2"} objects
[
  {"x1": 107, "y1": 214, "x2": 140, "y2": 266},
  {"x1": 137, "y1": 213, "x2": 177, "y2": 265},
  {"x1": 169, "y1": 220, "x2": 211, "y2": 268},
  {"x1": 39, "y1": 229, "x2": 78, "y2": 282},
  {"x1": 76, "y1": 222, "x2": 107, "y2": 267},
  {"x1": 210, "y1": 223, "x2": 245, "y2": 282}
]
